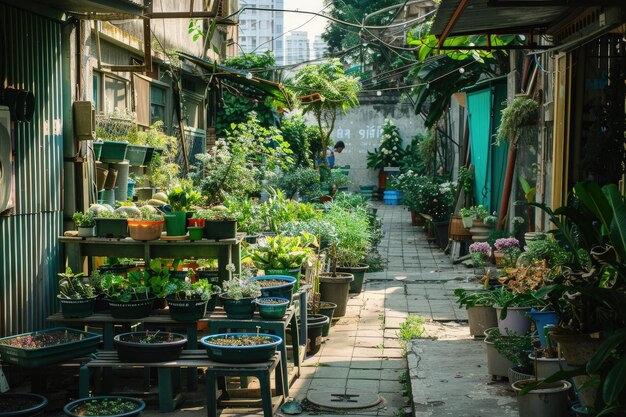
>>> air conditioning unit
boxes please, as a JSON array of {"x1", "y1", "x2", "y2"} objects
[{"x1": 0, "y1": 106, "x2": 14, "y2": 214}]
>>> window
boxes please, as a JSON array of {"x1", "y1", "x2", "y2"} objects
[
  {"x1": 92, "y1": 73, "x2": 102, "y2": 112},
  {"x1": 150, "y1": 84, "x2": 166, "y2": 125},
  {"x1": 183, "y1": 91, "x2": 204, "y2": 130},
  {"x1": 105, "y1": 75, "x2": 129, "y2": 112}
]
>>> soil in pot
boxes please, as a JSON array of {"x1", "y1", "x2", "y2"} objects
[
  {"x1": 249, "y1": 276, "x2": 296, "y2": 304},
  {"x1": 114, "y1": 331, "x2": 187, "y2": 362},
  {"x1": 0, "y1": 393, "x2": 48, "y2": 417},
  {"x1": 63, "y1": 396, "x2": 145, "y2": 417},
  {"x1": 200, "y1": 333, "x2": 282, "y2": 363}
]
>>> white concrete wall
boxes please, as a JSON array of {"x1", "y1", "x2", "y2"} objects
[{"x1": 321, "y1": 92, "x2": 426, "y2": 191}]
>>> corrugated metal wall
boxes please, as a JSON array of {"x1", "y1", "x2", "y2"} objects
[{"x1": 0, "y1": 4, "x2": 64, "y2": 336}]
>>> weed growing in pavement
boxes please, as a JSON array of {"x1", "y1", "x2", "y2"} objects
[
  {"x1": 376, "y1": 343, "x2": 385, "y2": 350},
  {"x1": 397, "y1": 315, "x2": 425, "y2": 353},
  {"x1": 399, "y1": 370, "x2": 410, "y2": 396},
  {"x1": 394, "y1": 408, "x2": 408, "y2": 417}
]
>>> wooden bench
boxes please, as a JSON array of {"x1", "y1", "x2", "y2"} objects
[{"x1": 79, "y1": 349, "x2": 285, "y2": 416}]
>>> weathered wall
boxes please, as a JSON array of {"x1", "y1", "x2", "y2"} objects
[{"x1": 321, "y1": 92, "x2": 426, "y2": 191}]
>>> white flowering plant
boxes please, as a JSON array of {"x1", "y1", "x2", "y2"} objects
[
  {"x1": 220, "y1": 264, "x2": 262, "y2": 300},
  {"x1": 366, "y1": 119, "x2": 404, "y2": 169}
]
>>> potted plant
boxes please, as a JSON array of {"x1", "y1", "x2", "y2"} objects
[
  {"x1": 469, "y1": 241, "x2": 492, "y2": 273},
  {"x1": 488, "y1": 328, "x2": 534, "y2": 385},
  {"x1": 468, "y1": 205, "x2": 490, "y2": 242},
  {"x1": 526, "y1": 182, "x2": 626, "y2": 412},
  {"x1": 453, "y1": 288, "x2": 498, "y2": 337},
  {"x1": 0, "y1": 393, "x2": 48, "y2": 417},
  {"x1": 127, "y1": 206, "x2": 164, "y2": 241},
  {"x1": 165, "y1": 279, "x2": 219, "y2": 321},
  {"x1": 98, "y1": 272, "x2": 154, "y2": 319},
  {"x1": 0, "y1": 327, "x2": 100, "y2": 367},
  {"x1": 200, "y1": 332, "x2": 282, "y2": 364},
  {"x1": 248, "y1": 234, "x2": 314, "y2": 288},
  {"x1": 165, "y1": 180, "x2": 201, "y2": 237},
  {"x1": 219, "y1": 268, "x2": 262, "y2": 319},
  {"x1": 418, "y1": 180, "x2": 457, "y2": 249},
  {"x1": 57, "y1": 267, "x2": 96, "y2": 318},
  {"x1": 492, "y1": 286, "x2": 541, "y2": 335},
  {"x1": 91, "y1": 208, "x2": 131, "y2": 239},
  {"x1": 459, "y1": 207, "x2": 475, "y2": 229},
  {"x1": 114, "y1": 330, "x2": 187, "y2": 362},
  {"x1": 72, "y1": 211, "x2": 96, "y2": 237},
  {"x1": 194, "y1": 206, "x2": 237, "y2": 240},
  {"x1": 493, "y1": 237, "x2": 521, "y2": 267},
  {"x1": 248, "y1": 275, "x2": 297, "y2": 303},
  {"x1": 63, "y1": 396, "x2": 145, "y2": 417}
]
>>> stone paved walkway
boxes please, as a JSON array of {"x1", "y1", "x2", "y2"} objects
[{"x1": 40, "y1": 202, "x2": 516, "y2": 417}]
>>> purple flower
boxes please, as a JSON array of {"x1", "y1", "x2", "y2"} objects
[
  {"x1": 469, "y1": 241, "x2": 491, "y2": 255},
  {"x1": 494, "y1": 237, "x2": 520, "y2": 251}
]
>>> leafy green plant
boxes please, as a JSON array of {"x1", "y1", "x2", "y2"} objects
[
  {"x1": 292, "y1": 59, "x2": 360, "y2": 178},
  {"x1": 222, "y1": 195, "x2": 265, "y2": 234},
  {"x1": 496, "y1": 97, "x2": 539, "y2": 147},
  {"x1": 165, "y1": 279, "x2": 217, "y2": 301},
  {"x1": 322, "y1": 203, "x2": 371, "y2": 269},
  {"x1": 58, "y1": 267, "x2": 94, "y2": 299},
  {"x1": 397, "y1": 315, "x2": 425, "y2": 352},
  {"x1": 167, "y1": 179, "x2": 201, "y2": 212},
  {"x1": 72, "y1": 398, "x2": 140, "y2": 416},
  {"x1": 194, "y1": 206, "x2": 235, "y2": 221},
  {"x1": 99, "y1": 272, "x2": 150, "y2": 302},
  {"x1": 72, "y1": 211, "x2": 95, "y2": 227},
  {"x1": 488, "y1": 328, "x2": 533, "y2": 372},
  {"x1": 272, "y1": 167, "x2": 322, "y2": 201},
  {"x1": 248, "y1": 234, "x2": 314, "y2": 270},
  {"x1": 221, "y1": 274, "x2": 261, "y2": 300}
]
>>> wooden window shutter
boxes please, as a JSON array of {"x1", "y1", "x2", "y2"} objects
[{"x1": 133, "y1": 74, "x2": 150, "y2": 127}]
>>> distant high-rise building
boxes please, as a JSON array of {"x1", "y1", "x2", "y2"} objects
[
  {"x1": 285, "y1": 31, "x2": 309, "y2": 66},
  {"x1": 312, "y1": 35, "x2": 327, "y2": 60},
  {"x1": 238, "y1": 0, "x2": 285, "y2": 65}
]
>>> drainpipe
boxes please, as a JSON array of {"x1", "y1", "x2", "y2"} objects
[{"x1": 496, "y1": 144, "x2": 517, "y2": 230}]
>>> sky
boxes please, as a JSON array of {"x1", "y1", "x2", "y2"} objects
[{"x1": 283, "y1": 0, "x2": 328, "y2": 41}]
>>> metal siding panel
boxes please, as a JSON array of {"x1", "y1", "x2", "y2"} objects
[{"x1": 0, "y1": 5, "x2": 64, "y2": 337}]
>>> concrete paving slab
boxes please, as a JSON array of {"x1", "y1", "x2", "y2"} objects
[{"x1": 407, "y1": 338, "x2": 518, "y2": 417}]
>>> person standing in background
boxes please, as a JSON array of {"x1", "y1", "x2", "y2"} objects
[{"x1": 327, "y1": 141, "x2": 345, "y2": 168}]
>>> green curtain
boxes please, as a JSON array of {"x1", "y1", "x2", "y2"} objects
[{"x1": 466, "y1": 78, "x2": 509, "y2": 214}]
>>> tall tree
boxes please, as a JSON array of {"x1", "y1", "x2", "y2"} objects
[{"x1": 292, "y1": 59, "x2": 360, "y2": 179}]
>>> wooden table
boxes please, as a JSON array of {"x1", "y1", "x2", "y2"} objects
[{"x1": 59, "y1": 234, "x2": 243, "y2": 283}]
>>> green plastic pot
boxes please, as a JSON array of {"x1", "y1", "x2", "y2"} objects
[
  {"x1": 108, "y1": 297, "x2": 155, "y2": 319},
  {"x1": 317, "y1": 301, "x2": 337, "y2": 337},
  {"x1": 100, "y1": 141, "x2": 128, "y2": 163},
  {"x1": 63, "y1": 396, "x2": 145, "y2": 417},
  {"x1": 220, "y1": 296, "x2": 256, "y2": 319},
  {"x1": 95, "y1": 218, "x2": 129, "y2": 238},
  {"x1": 125, "y1": 145, "x2": 148, "y2": 166},
  {"x1": 142, "y1": 146, "x2": 156, "y2": 165},
  {"x1": 0, "y1": 393, "x2": 48, "y2": 417},
  {"x1": 255, "y1": 297, "x2": 290, "y2": 320},
  {"x1": 164, "y1": 211, "x2": 187, "y2": 237},
  {"x1": 93, "y1": 142, "x2": 102, "y2": 161},
  {"x1": 204, "y1": 219, "x2": 237, "y2": 240},
  {"x1": 337, "y1": 264, "x2": 369, "y2": 294},
  {"x1": 0, "y1": 328, "x2": 100, "y2": 368},
  {"x1": 114, "y1": 331, "x2": 187, "y2": 362},
  {"x1": 58, "y1": 296, "x2": 96, "y2": 318},
  {"x1": 200, "y1": 333, "x2": 282, "y2": 364},
  {"x1": 188, "y1": 226, "x2": 204, "y2": 241},
  {"x1": 166, "y1": 297, "x2": 209, "y2": 321}
]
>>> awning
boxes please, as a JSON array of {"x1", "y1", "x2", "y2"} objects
[
  {"x1": 37, "y1": 0, "x2": 143, "y2": 16},
  {"x1": 177, "y1": 52, "x2": 292, "y2": 109},
  {"x1": 431, "y1": 0, "x2": 625, "y2": 49},
  {"x1": 431, "y1": 0, "x2": 571, "y2": 38}
]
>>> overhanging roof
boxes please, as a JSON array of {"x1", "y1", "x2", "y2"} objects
[
  {"x1": 40, "y1": 0, "x2": 143, "y2": 16},
  {"x1": 177, "y1": 52, "x2": 293, "y2": 109},
  {"x1": 431, "y1": 0, "x2": 572, "y2": 37}
]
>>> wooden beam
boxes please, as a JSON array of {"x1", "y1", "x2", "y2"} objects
[
  {"x1": 437, "y1": 0, "x2": 470, "y2": 52},
  {"x1": 146, "y1": 11, "x2": 217, "y2": 18},
  {"x1": 101, "y1": 64, "x2": 147, "y2": 72},
  {"x1": 143, "y1": 1, "x2": 152, "y2": 74}
]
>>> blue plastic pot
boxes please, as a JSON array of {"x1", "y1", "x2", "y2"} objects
[
  {"x1": 200, "y1": 333, "x2": 282, "y2": 363},
  {"x1": 249, "y1": 276, "x2": 296, "y2": 304},
  {"x1": 529, "y1": 309, "x2": 559, "y2": 347}
]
